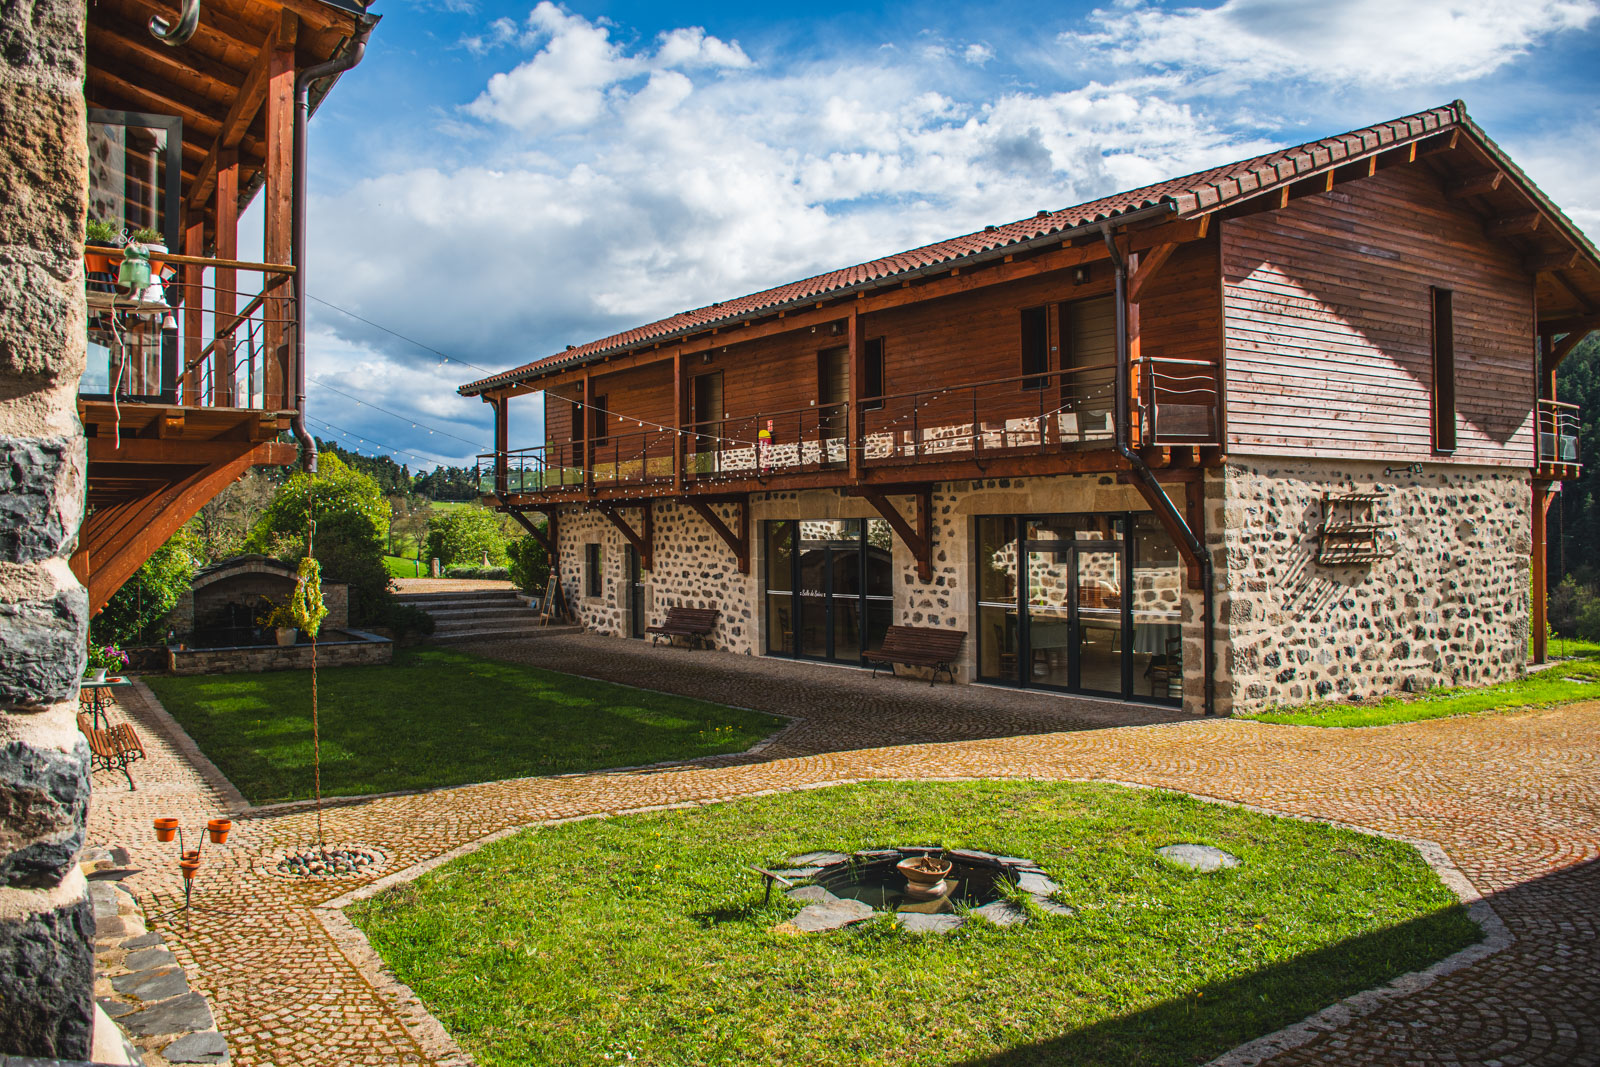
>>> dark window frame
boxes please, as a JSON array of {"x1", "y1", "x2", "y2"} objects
[
  {"x1": 1431, "y1": 287, "x2": 1456, "y2": 453},
  {"x1": 862, "y1": 337, "x2": 886, "y2": 411},
  {"x1": 585, "y1": 542, "x2": 602, "y2": 598},
  {"x1": 1020, "y1": 305, "x2": 1049, "y2": 390}
]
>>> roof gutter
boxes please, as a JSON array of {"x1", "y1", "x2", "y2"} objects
[
  {"x1": 460, "y1": 201, "x2": 1180, "y2": 396},
  {"x1": 291, "y1": 15, "x2": 378, "y2": 472}
]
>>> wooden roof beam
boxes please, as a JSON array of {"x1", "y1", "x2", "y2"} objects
[
  {"x1": 1526, "y1": 249, "x2": 1580, "y2": 273},
  {"x1": 1445, "y1": 170, "x2": 1504, "y2": 200},
  {"x1": 87, "y1": 68, "x2": 225, "y2": 136},
  {"x1": 1551, "y1": 270, "x2": 1598, "y2": 318},
  {"x1": 1487, "y1": 211, "x2": 1542, "y2": 238},
  {"x1": 186, "y1": 14, "x2": 290, "y2": 214},
  {"x1": 88, "y1": 12, "x2": 251, "y2": 91}
]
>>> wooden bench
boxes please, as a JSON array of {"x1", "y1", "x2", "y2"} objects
[
  {"x1": 646, "y1": 607, "x2": 721, "y2": 649},
  {"x1": 865, "y1": 625, "x2": 967, "y2": 686},
  {"x1": 77, "y1": 712, "x2": 146, "y2": 790}
]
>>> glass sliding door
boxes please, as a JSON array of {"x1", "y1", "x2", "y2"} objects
[
  {"x1": 1130, "y1": 513, "x2": 1184, "y2": 700},
  {"x1": 765, "y1": 517, "x2": 894, "y2": 667},
  {"x1": 978, "y1": 511, "x2": 1178, "y2": 706},
  {"x1": 977, "y1": 518, "x2": 1019, "y2": 681},
  {"x1": 765, "y1": 521, "x2": 796, "y2": 655}
]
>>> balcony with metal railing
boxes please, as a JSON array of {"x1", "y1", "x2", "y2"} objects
[
  {"x1": 81, "y1": 244, "x2": 297, "y2": 413},
  {"x1": 1536, "y1": 398, "x2": 1582, "y2": 479},
  {"x1": 479, "y1": 358, "x2": 1221, "y2": 501}
]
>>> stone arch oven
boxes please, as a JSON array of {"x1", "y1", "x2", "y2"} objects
[{"x1": 171, "y1": 555, "x2": 350, "y2": 647}]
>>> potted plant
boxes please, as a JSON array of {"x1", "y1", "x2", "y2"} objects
[
  {"x1": 85, "y1": 218, "x2": 120, "y2": 291},
  {"x1": 85, "y1": 643, "x2": 129, "y2": 685},
  {"x1": 124, "y1": 227, "x2": 170, "y2": 303},
  {"x1": 258, "y1": 597, "x2": 298, "y2": 646}
]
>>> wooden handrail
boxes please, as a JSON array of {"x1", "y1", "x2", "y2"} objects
[
  {"x1": 181, "y1": 274, "x2": 295, "y2": 376},
  {"x1": 85, "y1": 245, "x2": 296, "y2": 275}
]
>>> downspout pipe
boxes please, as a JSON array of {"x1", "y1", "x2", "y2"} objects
[
  {"x1": 290, "y1": 17, "x2": 377, "y2": 471},
  {"x1": 1102, "y1": 225, "x2": 1217, "y2": 716}
]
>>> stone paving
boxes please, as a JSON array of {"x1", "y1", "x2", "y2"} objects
[{"x1": 85, "y1": 634, "x2": 1600, "y2": 1066}]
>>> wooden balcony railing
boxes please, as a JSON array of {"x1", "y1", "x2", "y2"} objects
[
  {"x1": 81, "y1": 245, "x2": 297, "y2": 411},
  {"x1": 479, "y1": 359, "x2": 1221, "y2": 497},
  {"x1": 1537, "y1": 398, "x2": 1581, "y2": 468}
]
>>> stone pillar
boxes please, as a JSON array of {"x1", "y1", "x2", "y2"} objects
[{"x1": 0, "y1": 0, "x2": 95, "y2": 1058}]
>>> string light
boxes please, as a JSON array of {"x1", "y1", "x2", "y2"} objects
[
  {"x1": 304, "y1": 414, "x2": 463, "y2": 467},
  {"x1": 309, "y1": 377, "x2": 488, "y2": 449}
]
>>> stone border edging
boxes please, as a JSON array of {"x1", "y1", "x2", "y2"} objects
[{"x1": 311, "y1": 773, "x2": 1510, "y2": 1067}]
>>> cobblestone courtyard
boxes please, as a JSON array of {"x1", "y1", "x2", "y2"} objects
[{"x1": 87, "y1": 634, "x2": 1600, "y2": 1065}]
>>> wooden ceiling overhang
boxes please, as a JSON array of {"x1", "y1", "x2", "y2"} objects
[
  {"x1": 85, "y1": 0, "x2": 374, "y2": 243},
  {"x1": 469, "y1": 106, "x2": 1600, "y2": 402}
]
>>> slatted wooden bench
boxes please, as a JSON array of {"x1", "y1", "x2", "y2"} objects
[
  {"x1": 77, "y1": 712, "x2": 146, "y2": 790},
  {"x1": 646, "y1": 607, "x2": 721, "y2": 649},
  {"x1": 865, "y1": 625, "x2": 967, "y2": 686}
]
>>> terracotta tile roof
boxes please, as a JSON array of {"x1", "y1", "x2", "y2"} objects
[{"x1": 459, "y1": 102, "x2": 1482, "y2": 395}]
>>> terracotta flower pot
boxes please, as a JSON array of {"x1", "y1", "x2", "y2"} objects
[
  {"x1": 154, "y1": 817, "x2": 178, "y2": 842},
  {"x1": 896, "y1": 855, "x2": 952, "y2": 887},
  {"x1": 179, "y1": 859, "x2": 200, "y2": 880},
  {"x1": 207, "y1": 818, "x2": 232, "y2": 844},
  {"x1": 182, "y1": 849, "x2": 201, "y2": 863}
]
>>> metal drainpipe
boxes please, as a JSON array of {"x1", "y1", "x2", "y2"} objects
[
  {"x1": 290, "y1": 18, "x2": 377, "y2": 472},
  {"x1": 1102, "y1": 225, "x2": 1216, "y2": 716}
]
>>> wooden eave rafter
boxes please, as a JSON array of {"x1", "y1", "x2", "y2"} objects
[
  {"x1": 848, "y1": 486, "x2": 933, "y2": 582},
  {"x1": 683, "y1": 498, "x2": 749, "y2": 574},
  {"x1": 597, "y1": 503, "x2": 653, "y2": 572}
]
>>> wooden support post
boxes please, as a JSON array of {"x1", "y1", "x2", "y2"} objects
[
  {"x1": 1183, "y1": 477, "x2": 1205, "y2": 590},
  {"x1": 673, "y1": 350, "x2": 685, "y2": 492},
  {"x1": 847, "y1": 306, "x2": 861, "y2": 482},
  {"x1": 856, "y1": 488, "x2": 932, "y2": 582},
  {"x1": 581, "y1": 373, "x2": 593, "y2": 496},
  {"x1": 1532, "y1": 482, "x2": 1553, "y2": 664},
  {"x1": 598, "y1": 504, "x2": 652, "y2": 573},
  {"x1": 1126, "y1": 250, "x2": 1143, "y2": 448},
  {"x1": 213, "y1": 148, "x2": 239, "y2": 406},
  {"x1": 181, "y1": 216, "x2": 205, "y2": 403},
  {"x1": 685, "y1": 498, "x2": 749, "y2": 573},
  {"x1": 493, "y1": 394, "x2": 509, "y2": 495},
  {"x1": 261, "y1": 12, "x2": 296, "y2": 410}
]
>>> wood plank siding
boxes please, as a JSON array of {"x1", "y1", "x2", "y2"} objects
[
  {"x1": 538, "y1": 252, "x2": 1224, "y2": 465},
  {"x1": 1221, "y1": 165, "x2": 1535, "y2": 465}
]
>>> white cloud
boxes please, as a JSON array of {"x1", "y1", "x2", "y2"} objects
[
  {"x1": 306, "y1": 3, "x2": 1596, "y2": 465},
  {"x1": 1070, "y1": 0, "x2": 1599, "y2": 89}
]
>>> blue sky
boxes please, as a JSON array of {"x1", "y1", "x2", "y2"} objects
[{"x1": 283, "y1": 0, "x2": 1600, "y2": 471}]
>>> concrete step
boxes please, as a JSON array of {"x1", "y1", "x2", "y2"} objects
[
  {"x1": 397, "y1": 591, "x2": 522, "y2": 606},
  {"x1": 430, "y1": 625, "x2": 582, "y2": 643},
  {"x1": 427, "y1": 606, "x2": 536, "y2": 621}
]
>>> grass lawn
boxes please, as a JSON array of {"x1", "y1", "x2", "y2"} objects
[
  {"x1": 348, "y1": 780, "x2": 1479, "y2": 1067},
  {"x1": 145, "y1": 649, "x2": 782, "y2": 805},
  {"x1": 1243, "y1": 654, "x2": 1600, "y2": 727},
  {"x1": 384, "y1": 554, "x2": 423, "y2": 579}
]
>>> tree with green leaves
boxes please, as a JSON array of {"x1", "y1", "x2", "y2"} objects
[
  {"x1": 426, "y1": 506, "x2": 509, "y2": 569},
  {"x1": 90, "y1": 530, "x2": 199, "y2": 647}
]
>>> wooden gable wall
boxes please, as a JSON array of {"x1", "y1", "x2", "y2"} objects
[{"x1": 1221, "y1": 164, "x2": 1536, "y2": 465}]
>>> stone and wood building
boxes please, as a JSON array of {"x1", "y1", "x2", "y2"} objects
[
  {"x1": 465, "y1": 103, "x2": 1595, "y2": 718},
  {"x1": 0, "y1": 0, "x2": 375, "y2": 1057}
]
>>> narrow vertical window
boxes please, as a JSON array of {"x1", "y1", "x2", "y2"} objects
[
  {"x1": 569, "y1": 396, "x2": 584, "y2": 443},
  {"x1": 1021, "y1": 306, "x2": 1048, "y2": 389},
  {"x1": 862, "y1": 337, "x2": 886, "y2": 410},
  {"x1": 591, "y1": 393, "x2": 609, "y2": 446},
  {"x1": 586, "y1": 543, "x2": 602, "y2": 597},
  {"x1": 1431, "y1": 287, "x2": 1456, "y2": 452}
]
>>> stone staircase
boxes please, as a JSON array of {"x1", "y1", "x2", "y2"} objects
[{"x1": 397, "y1": 589, "x2": 581, "y2": 643}]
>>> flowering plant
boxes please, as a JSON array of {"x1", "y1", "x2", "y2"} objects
[{"x1": 86, "y1": 644, "x2": 129, "y2": 672}]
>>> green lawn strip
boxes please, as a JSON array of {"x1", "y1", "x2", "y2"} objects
[
  {"x1": 145, "y1": 648, "x2": 782, "y2": 805},
  {"x1": 384, "y1": 554, "x2": 423, "y2": 578},
  {"x1": 348, "y1": 781, "x2": 1478, "y2": 1067},
  {"x1": 1244, "y1": 657, "x2": 1600, "y2": 727}
]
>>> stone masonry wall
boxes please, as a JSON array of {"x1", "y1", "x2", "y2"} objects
[
  {"x1": 1213, "y1": 459, "x2": 1530, "y2": 714},
  {"x1": 0, "y1": 0, "x2": 95, "y2": 1057}
]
